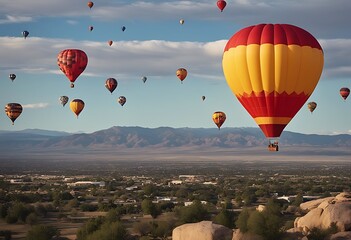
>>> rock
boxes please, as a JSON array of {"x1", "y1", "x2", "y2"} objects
[
  {"x1": 231, "y1": 229, "x2": 263, "y2": 240},
  {"x1": 172, "y1": 221, "x2": 233, "y2": 240},
  {"x1": 330, "y1": 231, "x2": 351, "y2": 240},
  {"x1": 256, "y1": 205, "x2": 266, "y2": 212},
  {"x1": 295, "y1": 192, "x2": 351, "y2": 232}
]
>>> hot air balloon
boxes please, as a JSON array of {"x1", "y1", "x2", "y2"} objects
[
  {"x1": 176, "y1": 68, "x2": 187, "y2": 83},
  {"x1": 202, "y1": 96, "x2": 206, "y2": 101},
  {"x1": 340, "y1": 87, "x2": 350, "y2": 101},
  {"x1": 105, "y1": 78, "x2": 118, "y2": 94},
  {"x1": 59, "y1": 96, "x2": 69, "y2": 107},
  {"x1": 22, "y1": 30, "x2": 29, "y2": 39},
  {"x1": 89, "y1": 26, "x2": 94, "y2": 31},
  {"x1": 57, "y1": 49, "x2": 88, "y2": 88},
  {"x1": 5, "y1": 103, "x2": 22, "y2": 125},
  {"x1": 217, "y1": 0, "x2": 226, "y2": 12},
  {"x1": 87, "y1": 1, "x2": 94, "y2": 9},
  {"x1": 180, "y1": 19, "x2": 184, "y2": 25},
  {"x1": 9, "y1": 74, "x2": 16, "y2": 82},
  {"x1": 121, "y1": 26, "x2": 126, "y2": 32},
  {"x1": 307, "y1": 102, "x2": 317, "y2": 113},
  {"x1": 117, "y1": 96, "x2": 126, "y2": 106},
  {"x1": 212, "y1": 111, "x2": 226, "y2": 130},
  {"x1": 70, "y1": 99, "x2": 85, "y2": 118},
  {"x1": 142, "y1": 76, "x2": 147, "y2": 83},
  {"x1": 222, "y1": 24, "x2": 324, "y2": 150},
  {"x1": 108, "y1": 40, "x2": 113, "y2": 46}
]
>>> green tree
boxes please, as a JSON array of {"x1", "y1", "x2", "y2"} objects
[
  {"x1": 213, "y1": 209, "x2": 235, "y2": 228},
  {"x1": 177, "y1": 200, "x2": 209, "y2": 223},
  {"x1": 141, "y1": 199, "x2": 161, "y2": 219},
  {"x1": 85, "y1": 221, "x2": 128, "y2": 240},
  {"x1": 235, "y1": 208, "x2": 250, "y2": 233},
  {"x1": 26, "y1": 225, "x2": 59, "y2": 240}
]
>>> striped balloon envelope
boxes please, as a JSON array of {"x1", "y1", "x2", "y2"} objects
[{"x1": 222, "y1": 24, "x2": 324, "y2": 142}]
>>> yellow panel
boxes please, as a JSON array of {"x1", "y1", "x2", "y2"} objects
[
  {"x1": 284, "y1": 45, "x2": 301, "y2": 94},
  {"x1": 274, "y1": 45, "x2": 288, "y2": 93},
  {"x1": 259, "y1": 44, "x2": 275, "y2": 93},
  {"x1": 246, "y1": 45, "x2": 263, "y2": 92},
  {"x1": 254, "y1": 117, "x2": 291, "y2": 125}
]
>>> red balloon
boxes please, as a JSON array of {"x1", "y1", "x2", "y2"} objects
[
  {"x1": 217, "y1": 0, "x2": 227, "y2": 12},
  {"x1": 57, "y1": 49, "x2": 88, "y2": 88},
  {"x1": 340, "y1": 87, "x2": 350, "y2": 100},
  {"x1": 105, "y1": 78, "x2": 118, "y2": 94}
]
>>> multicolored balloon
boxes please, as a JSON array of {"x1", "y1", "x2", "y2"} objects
[
  {"x1": 212, "y1": 111, "x2": 226, "y2": 130},
  {"x1": 340, "y1": 87, "x2": 350, "y2": 101},
  {"x1": 108, "y1": 40, "x2": 113, "y2": 46},
  {"x1": 89, "y1": 26, "x2": 94, "y2": 31},
  {"x1": 202, "y1": 96, "x2": 206, "y2": 101},
  {"x1": 176, "y1": 68, "x2": 187, "y2": 83},
  {"x1": 57, "y1": 49, "x2": 88, "y2": 88},
  {"x1": 5, "y1": 103, "x2": 22, "y2": 125},
  {"x1": 180, "y1": 19, "x2": 184, "y2": 25},
  {"x1": 70, "y1": 99, "x2": 85, "y2": 118},
  {"x1": 222, "y1": 24, "x2": 324, "y2": 143},
  {"x1": 105, "y1": 78, "x2": 118, "y2": 94},
  {"x1": 121, "y1": 26, "x2": 126, "y2": 32},
  {"x1": 117, "y1": 96, "x2": 126, "y2": 106},
  {"x1": 307, "y1": 102, "x2": 317, "y2": 113},
  {"x1": 142, "y1": 76, "x2": 147, "y2": 83},
  {"x1": 59, "y1": 96, "x2": 69, "y2": 107}
]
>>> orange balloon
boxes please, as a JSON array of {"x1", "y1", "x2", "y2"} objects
[
  {"x1": 70, "y1": 99, "x2": 85, "y2": 118},
  {"x1": 87, "y1": 1, "x2": 94, "y2": 9},
  {"x1": 176, "y1": 68, "x2": 187, "y2": 83}
]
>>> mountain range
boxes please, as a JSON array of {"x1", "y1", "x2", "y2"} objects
[{"x1": 1, "y1": 126, "x2": 351, "y2": 150}]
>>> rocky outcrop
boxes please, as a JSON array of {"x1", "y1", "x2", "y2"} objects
[
  {"x1": 172, "y1": 221, "x2": 233, "y2": 240},
  {"x1": 231, "y1": 229, "x2": 263, "y2": 240},
  {"x1": 294, "y1": 192, "x2": 351, "y2": 232}
]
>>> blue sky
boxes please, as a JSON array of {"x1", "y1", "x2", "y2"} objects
[{"x1": 0, "y1": 0, "x2": 350, "y2": 136}]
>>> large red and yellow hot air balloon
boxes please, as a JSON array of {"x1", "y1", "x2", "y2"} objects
[
  {"x1": 57, "y1": 49, "x2": 88, "y2": 88},
  {"x1": 5, "y1": 103, "x2": 23, "y2": 125},
  {"x1": 212, "y1": 111, "x2": 226, "y2": 130},
  {"x1": 70, "y1": 99, "x2": 85, "y2": 118},
  {"x1": 222, "y1": 24, "x2": 324, "y2": 149}
]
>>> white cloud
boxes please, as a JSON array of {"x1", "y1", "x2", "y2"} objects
[
  {"x1": 0, "y1": 36, "x2": 349, "y2": 80},
  {"x1": 0, "y1": 15, "x2": 33, "y2": 24},
  {"x1": 22, "y1": 103, "x2": 49, "y2": 109}
]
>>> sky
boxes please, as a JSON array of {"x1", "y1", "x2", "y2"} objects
[{"x1": 0, "y1": 0, "x2": 350, "y2": 136}]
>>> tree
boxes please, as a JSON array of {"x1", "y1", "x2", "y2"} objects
[
  {"x1": 141, "y1": 199, "x2": 161, "y2": 219},
  {"x1": 177, "y1": 200, "x2": 209, "y2": 223},
  {"x1": 235, "y1": 208, "x2": 250, "y2": 233},
  {"x1": 26, "y1": 212, "x2": 38, "y2": 225},
  {"x1": 85, "y1": 221, "x2": 128, "y2": 240},
  {"x1": 26, "y1": 225, "x2": 59, "y2": 240},
  {"x1": 213, "y1": 209, "x2": 235, "y2": 228}
]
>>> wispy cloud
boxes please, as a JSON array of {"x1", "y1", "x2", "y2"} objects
[
  {"x1": 22, "y1": 103, "x2": 49, "y2": 109},
  {"x1": 0, "y1": 36, "x2": 348, "y2": 80},
  {"x1": 0, "y1": 15, "x2": 33, "y2": 24}
]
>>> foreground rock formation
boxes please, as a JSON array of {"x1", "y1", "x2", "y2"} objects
[
  {"x1": 290, "y1": 192, "x2": 351, "y2": 239},
  {"x1": 172, "y1": 221, "x2": 233, "y2": 240}
]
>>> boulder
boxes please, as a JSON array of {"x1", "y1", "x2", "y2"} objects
[
  {"x1": 295, "y1": 192, "x2": 351, "y2": 232},
  {"x1": 330, "y1": 231, "x2": 351, "y2": 240},
  {"x1": 172, "y1": 221, "x2": 233, "y2": 240}
]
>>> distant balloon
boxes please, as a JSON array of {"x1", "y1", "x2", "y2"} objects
[
  {"x1": 142, "y1": 76, "x2": 147, "y2": 83},
  {"x1": 70, "y1": 99, "x2": 85, "y2": 118},
  {"x1": 22, "y1": 30, "x2": 29, "y2": 39},
  {"x1": 59, "y1": 96, "x2": 69, "y2": 107},
  {"x1": 108, "y1": 40, "x2": 113, "y2": 46},
  {"x1": 105, "y1": 78, "x2": 118, "y2": 94},
  {"x1": 9, "y1": 74, "x2": 16, "y2": 82},
  {"x1": 87, "y1": 1, "x2": 94, "y2": 9},
  {"x1": 176, "y1": 68, "x2": 187, "y2": 83},
  {"x1": 307, "y1": 102, "x2": 317, "y2": 113},
  {"x1": 57, "y1": 49, "x2": 88, "y2": 88},
  {"x1": 212, "y1": 111, "x2": 226, "y2": 130},
  {"x1": 117, "y1": 96, "x2": 126, "y2": 106},
  {"x1": 180, "y1": 19, "x2": 184, "y2": 25},
  {"x1": 217, "y1": 0, "x2": 227, "y2": 12},
  {"x1": 89, "y1": 26, "x2": 94, "y2": 31},
  {"x1": 340, "y1": 87, "x2": 350, "y2": 101},
  {"x1": 5, "y1": 103, "x2": 22, "y2": 125},
  {"x1": 202, "y1": 96, "x2": 206, "y2": 101},
  {"x1": 121, "y1": 26, "x2": 126, "y2": 32}
]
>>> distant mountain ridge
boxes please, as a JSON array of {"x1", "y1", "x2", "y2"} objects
[{"x1": 0, "y1": 126, "x2": 351, "y2": 151}]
